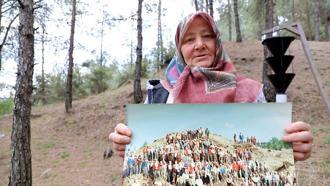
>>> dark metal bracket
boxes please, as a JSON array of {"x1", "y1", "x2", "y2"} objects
[{"x1": 262, "y1": 22, "x2": 330, "y2": 114}]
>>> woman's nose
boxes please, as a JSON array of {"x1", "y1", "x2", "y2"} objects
[{"x1": 194, "y1": 37, "x2": 205, "y2": 50}]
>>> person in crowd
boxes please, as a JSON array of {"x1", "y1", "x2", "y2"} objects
[{"x1": 109, "y1": 11, "x2": 313, "y2": 170}]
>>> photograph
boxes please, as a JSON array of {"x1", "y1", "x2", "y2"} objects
[{"x1": 123, "y1": 103, "x2": 296, "y2": 186}]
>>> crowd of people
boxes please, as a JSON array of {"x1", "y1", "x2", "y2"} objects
[
  {"x1": 123, "y1": 128, "x2": 295, "y2": 186},
  {"x1": 233, "y1": 132, "x2": 257, "y2": 145}
]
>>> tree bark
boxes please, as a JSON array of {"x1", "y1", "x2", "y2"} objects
[
  {"x1": 0, "y1": 0, "x2": 2, "y2": 71},
  {"x1": 323, "y1": 4, "x2": 329, "y2": 41},
  {"x1": 41, "y1": 26, "x2": 46, "y2": 104},
  {"x1": 134, "y1": 0, "x2": 143, "y2": 103},
  {"x1": 9, "y1": 0, "x2": 34, "y2": 185},
  {"x1": 194, "y1": 0, "x2": 199, "y2": 11},
  {"x1": 99, "y1": 9, "x2": 105, "y2": 66},
  {"x1": 205, "y1": 0, "x2": 209, "y2": 14},
  {"x1": 314, "y1": 0, "x2": 321, "y2": 41},
  {"x1": 291, "y1": 0, "x2": 295, "y2": 21},
  {"x1": 157, "y1": 0, "x2": 164, "y2": 71},
  {"x1": 263, "y1": 0, "x2": 276, "y2": 102},
  {"x1": 227, "y1": 0, "x2": 232, "y2": 41},
  {"x1": 209, "y1": 0, "x2": 213, "y2": 18},
  {"x1": 305, "y1": 1, "x2": 313, "y2": 40},
  {"x1": 200, "y1": 0, "x2": 204, "y2": 12},
  {"x1": 65, "y1": 0, "x2": 76, "y2": 113},
  {"x1": 233, "y1": 0, "x2": 242, "y2": 42}
]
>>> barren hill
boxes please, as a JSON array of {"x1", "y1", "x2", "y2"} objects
[{"x1": 0, "y1": 40, "x2": 329, "y2": 185}]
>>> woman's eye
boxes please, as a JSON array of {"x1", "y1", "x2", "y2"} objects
[
  {"x1": 203, "y1": 34, "x2": 213, "y2": 38},
  {"x1": 184, "y1": 38, "x2": 194, "y2": 43}
]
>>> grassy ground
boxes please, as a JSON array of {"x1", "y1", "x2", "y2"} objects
[{"x1": 0, "y1": 40, "x2": 329, "y2": 185}]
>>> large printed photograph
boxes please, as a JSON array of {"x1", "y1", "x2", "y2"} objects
[{"x1": 123, "y1": 103, "x2": 295, "y2": 186}]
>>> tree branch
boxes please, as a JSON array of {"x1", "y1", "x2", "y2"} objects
[
  {"x1": 0, "y1": 14, "x2": 19, "y2": 50},
  {"x1": 17, "y1": 0, "x2": 24, "y2": 9},
  {"x1": 1, "y1": 1, "x2": 18, "y2": 14}
]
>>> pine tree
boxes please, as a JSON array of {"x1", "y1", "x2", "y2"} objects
[
  {"x1": 134, "y1": 0, "x2": 143, "y2": 103},
  {"x1": 9, "y1": 0, "x2": 34, "y2": 185},
  {"x1": 227, "y1": 0, "x2": 232, "y2": 41},
  {"x1": 233, "y1": 0, "x2": 242, "y2": 42},
  {"x1": 65, "y1": 0, "x2": 77, "y2": 113},
  {"x1": 263, "y1": 0, "x2": 276, "y2": 102}
]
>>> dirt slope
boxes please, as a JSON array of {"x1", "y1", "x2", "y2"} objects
[{"x1": 0, "y1": 40, "x2": 329, "y2": 185}]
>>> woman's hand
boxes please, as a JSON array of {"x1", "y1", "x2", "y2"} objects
[
  {"x1": 109, "y1": 123, "x2": 132, "y2": 158},
  {"x1": 283, "y1": 121, "x2": 313, "y2": 161}
]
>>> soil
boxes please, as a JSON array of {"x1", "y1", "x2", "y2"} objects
[{"x1": 0, "y1": 40, "x2": 329, "y2": 185}]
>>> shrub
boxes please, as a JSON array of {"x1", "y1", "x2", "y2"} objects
[{"x1": 0, "y1": 98, "x2": 13, "y2": 116}]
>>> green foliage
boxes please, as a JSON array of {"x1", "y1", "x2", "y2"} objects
[
  {"x1": 33, "y1": 61, "x2": 121, "y2": 105},
  {"x1": 37, "y1": 142, "x2": 56, "y2": 150},
  {"x1": 325, "y1": 136, "x2": 330, "y2": 145},
  {"x1": 33, "y1": 70, "x2": 66, "y2": 105},
  {"x1": 149, "y1": 41, "x2": 176, "y2": 72},
  {"x1": 265, "y1": 137, "x2": 291, "y2": 150},
  {"x1": 163, "y1": 42, "x2": 176, "y2": 65},
  {"x1": 60, "y1": 151, "x2": 70, "y2": 159},
  {"x1": 0, "y1": 98, "x2": 13, "y2": 116},
  {"x1": 86, "y1": 64, "x2": 111, "y2": 94},
  {"x1": 72, "y1": 66, "x2": 89, "y2": 98},
  {"x1": 115, "y1": 57, "x2": 150, "y2": 88}
]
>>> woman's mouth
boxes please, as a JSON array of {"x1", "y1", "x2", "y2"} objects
[{"x1": 194, "y1": 54, "x2": 208, "y2": 60}]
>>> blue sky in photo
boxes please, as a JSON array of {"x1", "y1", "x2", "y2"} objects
[{"x1": 126, "y1": 103, "x2": 292, "y2": 151}]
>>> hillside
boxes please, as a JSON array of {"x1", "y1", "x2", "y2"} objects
[
  {"x1": 123, "y1": 132, "x2": 295, "y2": 185},
  {"x1": 0, "y1": 40, "x2": 329, "y2": 185}
]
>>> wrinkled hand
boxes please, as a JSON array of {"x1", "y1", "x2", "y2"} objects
[
  {"x1": 109, "y1": 123, "x2": 132, "y2": 157},
  {"x1": 283, "y1": 121, "x2": 313, "y2": 161}
]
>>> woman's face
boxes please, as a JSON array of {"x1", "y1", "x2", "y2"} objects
[{"x1": 181, "y1": 17, "x2": 216, "y2": 68}]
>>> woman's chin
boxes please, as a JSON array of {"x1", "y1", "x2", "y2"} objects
[{"x1": 192, "y1": 61, "x2": 213, "y2": 68}]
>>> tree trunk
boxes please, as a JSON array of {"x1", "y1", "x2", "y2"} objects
[
  {"x1": 314, "y1": 0, "x2": 321, "y2": 41},
  {"x1": 9, "y1": 0, "x2": 34, "y2": 185},
  {"x1": 157, "y1": 0, "x2": 164, "y2": 71},
  {"x1": 227, "y1": 0, "x2": 232, "y2": 41},
  {"x1": 257, "y1": 17, "x2": 263, "y2": 40},
  {"x1": 262, "y1": 0, "x2": 276, "y2": 102},
  {"x1": 275, "y1": 14, "x2": 279, "y2": 26},
  {"x1": 200, "y1": 0, "x2": 204, "y2": 12},
  {"x1": 130, "y1": 39, "x2": 134, "y2": 68},
  {"x1": 209, "y1": 0, "x2": 213, "y2": 18},
  {"x1": 323, "y1": 6, "x2": 329, "y2": 41},
  {"x1": 194, "y1": 0, "x2": 199, "y2": 11},
  {"x1": 0, "y1": 0, "x2": 2, "y2": 71},
  {"x1": 291, "y1": 0, "x2": 295, "y2": 21},
  {"x1": 41, "y1": 27, "x2": 46, "y2": 105},
  {"x1": 305, "y1": 1, "x2": 313, "y2": 40},
  {"x1": 65, "y1": 0, "x2": 76, "y2": 113},
  {"x1": 99, "y1": 10, "x2": 105, "y2": 66},
  {"x1": 134, "y1": 0, "x2": 143, "y2": 103},
  {"x1": 205, "y1": 0, "x2": 209, "y2": 14},
  {"x1": 233, "y1": 0, "x2": 242, "y2": 42}
]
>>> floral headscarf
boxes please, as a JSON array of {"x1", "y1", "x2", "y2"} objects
[{"x1": 162, "y1": 12, "x2": 261, "y2": 103}]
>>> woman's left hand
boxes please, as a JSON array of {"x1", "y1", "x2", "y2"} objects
[{"x1": 283, "y1": 121, "x2": 313, "y2": 161}]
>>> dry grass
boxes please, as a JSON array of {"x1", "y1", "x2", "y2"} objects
[{"x1": 0, "y1": 41, "x2": 329, "y2": 185}]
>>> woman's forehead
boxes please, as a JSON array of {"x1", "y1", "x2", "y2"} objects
[{"x1": 184, "y1": 17, "x2": 214, "y2": 34}]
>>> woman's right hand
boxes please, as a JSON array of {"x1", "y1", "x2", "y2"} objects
[{"x1": 109, "y1": 123, "x2": 132, "y2": 157}]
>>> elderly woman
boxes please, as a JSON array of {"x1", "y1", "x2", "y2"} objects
[{"x1": 109, "y1": 12, "x2": 313, "y2": 161}]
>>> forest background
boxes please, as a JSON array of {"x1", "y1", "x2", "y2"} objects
[
  {"x1": 0, "y1": 0, "x2": 329, "y2": 104},
  {"x1": 0, "y1": 0, "x2": 329, "y2": 185}
]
